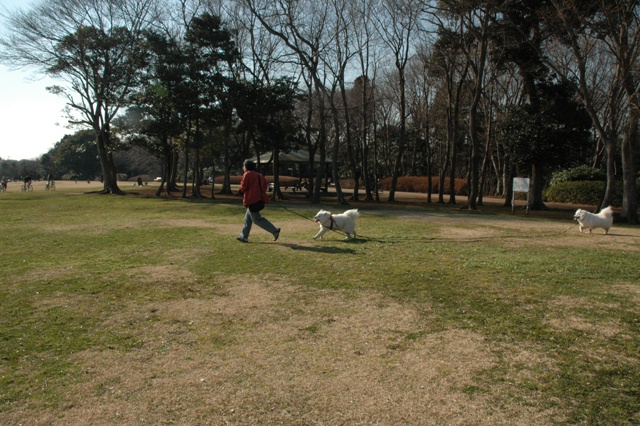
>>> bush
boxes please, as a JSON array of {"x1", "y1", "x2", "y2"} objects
[
  {"x1": 378, "y1": 176, "x2": 468, "y2": 196},
  {"x1": 544, "y1": 180, "x2": 628, "y2": 205},
  {"x1": 545, "y1": 178, "x2": 640, "y2": 205},
  {"x1": 550, "y1": 166, "x2": 605, "y2": 187}
]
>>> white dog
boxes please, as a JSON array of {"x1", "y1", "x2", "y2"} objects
[
  {"x1": 313, "y1": 209, "x2": 359, "y2": 240},
  {"x1": 573, "y1": 206, "x2": 613, "y2": 234}
]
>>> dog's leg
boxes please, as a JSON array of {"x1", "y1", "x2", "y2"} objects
[
  {"x1": 343, "y1": 231, "x2": 356, "y2": 240},
  {"x1": 313, "y1": 227, "x2": 327, "y2": 239}
]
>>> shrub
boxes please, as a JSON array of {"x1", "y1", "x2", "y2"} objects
[
  {"x1": 545, "y1": 178, "x2": 640, "y2": 205},
  {"x1": 378, "y1": 176, "x2": 468, "y2": 196},
  {"x1": 550, "y1": 166, "x2": 605, "y2": 187},
  {"x1": 544, "y1": 180, "x2": 627, "y2": 205}
]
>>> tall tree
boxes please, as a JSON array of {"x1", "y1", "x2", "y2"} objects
[
  {"x1": 427, "y1": 26, "x2": 469, "y2": 204},
  {"x1": 126, "y1": 29, "x2": 184, "y2": 195},
  {"x1": 598, "y1": 0, "x2": 639, "y2": 224},
  {"x1": 447, "y1": 0, "x2": 495, "y2": 210},
  {"x1": 541, "y1": 0, "x2": 621, "y2": 211},
  {"x1": 375, "y1": 0, "x2": 422, "y2": 202},
  {"x1": 180, "y1": 12, "x2": 240, "y2": 198},
  {"x1": 499, "y1": 81, "x2": 592, "y2": 198},
  {"x1": 351, "y1": 0, "x2": 381, "y2": 201},
  {"x1": 0, "y1": 0, "x2": 156, "y2": 194},
  {"x1": 233, "y1": 77, "x2": 300, "y2": 200},
  {"x1": 243, "y1": 0, "x2": 334, "y2": 203}
]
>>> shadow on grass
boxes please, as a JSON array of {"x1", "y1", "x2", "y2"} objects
[{"x1": 278, "y1": 242, "x2": 359, "y2": 254}]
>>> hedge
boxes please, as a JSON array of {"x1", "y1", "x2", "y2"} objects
[
  {"x1": 544, "y1": 181, "x2": 628, "y2": 205},
  {"x1": 377, "y1": 176, "x2": 468, "y2": 195}
]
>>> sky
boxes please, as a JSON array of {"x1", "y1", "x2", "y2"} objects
[{"x1": 1, "y1": 0, "x2": 70, "y2": 161}]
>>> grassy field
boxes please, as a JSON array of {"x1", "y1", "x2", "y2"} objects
[{"x1": 1, "y1": 182, "x2": 639, "y2": 425}]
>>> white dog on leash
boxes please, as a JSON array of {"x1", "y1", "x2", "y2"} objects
[
  {"x1": 313, "y1": 209, "x2": 359, "y2": 240},
  {"x1": 573, "y1": 206, "x2": 613, "y2": 234}
]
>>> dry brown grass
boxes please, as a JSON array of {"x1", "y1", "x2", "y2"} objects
[{"x1": 4, "y1": 273, "x2": 564, "y2": 425}]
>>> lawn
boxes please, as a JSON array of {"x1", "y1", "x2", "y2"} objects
[{"x1": 1, "y1": 182, "x2": 639, "y2": 425}]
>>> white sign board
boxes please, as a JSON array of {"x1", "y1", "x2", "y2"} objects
[
  {"x1": 512, "y1": 177, "x2": 530, "y2": 213},
  {"x1": 512, "y1": 177, "x2": 530, "y2": 192}
]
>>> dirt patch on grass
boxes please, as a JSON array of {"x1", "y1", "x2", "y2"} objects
[
  {"x1": 545, "y1": 295, "x2": 628, "y2": 339},
  {"x1": 3, "y1": 275, "x2": 564, "y2": 425}
]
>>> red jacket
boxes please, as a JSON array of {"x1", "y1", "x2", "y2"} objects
[{"x1": 239, "y1": 170, "x2": 269, "y2": 207}]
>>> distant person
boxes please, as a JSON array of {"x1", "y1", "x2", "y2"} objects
[
  {"x1": 22, "y1": 174, "x2": 32, "y2": 191},
  {"x1": 236, "y1": 159, "x2": 280, "y2": 243},
  {"x1": 47, "y1": 171, "x2": 54, "y2": 188},
  {"x1": 137, "y1": 176, "x2": 143, "y2": 187}
]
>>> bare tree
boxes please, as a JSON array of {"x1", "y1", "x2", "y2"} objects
[
  {"x1": 375, "y1": 0, "x2": 423, "y2": 202},
  {"x1": 599, "y1": 0, "x2": 639, "y2": 224},
  {"x1": 450, "y1": 1, "x2": 495, "y2": 210},
  {"x1": 518, "y1": 0, "x2": 637, "y2": 221},
  {"x1": 243, "y1": 0, "x2": 337, "y2": 203},
  {"x1": 0, "y1": 0, "x2": 157, "y2": 194},
  {"x1": 351, "y1": 0, "x2": 382, "y2": 201},
  {"x1": 426, "y1": 10, "x2": 469, "y2": 205},
  {"x1": 535, "y1": 0, "x2": 622, "y2": 212}
]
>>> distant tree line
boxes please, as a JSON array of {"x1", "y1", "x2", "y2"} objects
[{"x1": 0, "y1": 0, "x2": 638, "y2": 222}]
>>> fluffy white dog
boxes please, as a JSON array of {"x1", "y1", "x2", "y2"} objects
[
  {"x1": 313, "y1": 209, "x2": 359, "y2": 240},
  {"x1": 573, "y1": 206, "x2": 613, "y2": 234}
]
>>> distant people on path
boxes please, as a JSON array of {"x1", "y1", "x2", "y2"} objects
[{"x1": 236, "y1": 159, "x2": 280, "y2": 243}]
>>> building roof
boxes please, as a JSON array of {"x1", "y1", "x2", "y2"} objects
[{"x1": 254, "y1": 149, "x2": 333, "y2": 164}]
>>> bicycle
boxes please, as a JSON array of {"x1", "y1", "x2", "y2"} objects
[
  {"x1": 46, "y1": 181, "x2": 56, "y2": 191},
  {"x1": 21, "y1": 182, "x2": 33, "y2": 192}
]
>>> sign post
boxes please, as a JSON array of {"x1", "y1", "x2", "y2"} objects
[{"x1": 512, "y1": 177, "x2": 530, "y2": 214}]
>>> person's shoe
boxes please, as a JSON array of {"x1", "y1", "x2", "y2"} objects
[
  {"x1": 273, "y1": 228, "x2": 281, "y2": 241},
  {"x1": 236, "y1": 236, "x2": 248, "y2": 243}
]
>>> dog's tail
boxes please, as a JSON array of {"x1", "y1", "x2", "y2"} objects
[
  {"x1": 599, "y1": 206, "x2": 613, "y2": 218},
  {"x1": 344, "y1": 209, "x2": 360, "y2": 219}
]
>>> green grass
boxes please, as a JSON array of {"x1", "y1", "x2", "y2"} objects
[{"x1": 1, "y1": 187, "x2": 639, "y2": 424}]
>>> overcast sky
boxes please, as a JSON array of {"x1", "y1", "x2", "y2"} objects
[{"x1": 1, "y1": 0, "x2": 70, "y2": 161}]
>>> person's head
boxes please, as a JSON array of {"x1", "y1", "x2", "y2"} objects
[{"x1": 243, "y1": 159, "x2": 256, "y2": 171}]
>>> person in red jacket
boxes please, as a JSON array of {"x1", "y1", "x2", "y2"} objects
[{"x1": 237, "y1": 159, "x2": 280, "y2": 243}]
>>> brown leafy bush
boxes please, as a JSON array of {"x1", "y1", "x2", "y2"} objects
[{"x1": 377, "y1": 176, "x2": 468, "y2": 196}]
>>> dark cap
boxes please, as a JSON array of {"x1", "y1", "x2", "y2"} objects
[{"x1": 243, "y1": 159, "x2": 256, "y2": 170}]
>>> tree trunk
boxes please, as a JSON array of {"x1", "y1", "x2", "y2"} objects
[
  {"x1": 503, "y1": 158, "x2": 514, "y2": 208},
  {"x1": 312, "y1": 85, "x2": 327, "y2": 204},
  {"x1": 181, "y1": 141, "x2": 189, "y2": 199},
  {"x1": 601, "y1": 132, "x2": 616, "y2": 210},
  {"x1": 388, "y1": 67, "x2": 407, "y2": 202},
  {"x1": 169, "y1": 149, "x2": 179, "y2": 192},
  {"x1": 155, "y1": 136, "x2": 170, "y2": 197},
  {"x1": 528, "y1": 161, "x2": 546, "y2": 210},
  {"x1": 468, "y1": 105, "x2": 480, "y2": 210},
  {"x1": 620, "y1": 106, "x2": 639, "y2": 223},
  {"x1": 96, "y1": 131, "x2": 123, "y2": 195}
]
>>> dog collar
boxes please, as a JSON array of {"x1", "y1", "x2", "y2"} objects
[{"x1": 329, "y1": 216, "x2": 335, "y2": 230}]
